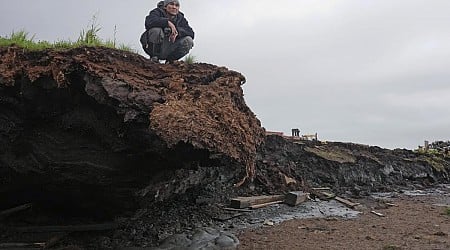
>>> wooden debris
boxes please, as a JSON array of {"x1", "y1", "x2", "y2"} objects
[
  {"x1": 0, "y1": 203, "x2": 32, "y2": 218},
  {"x1": 230, "y1": 195, "x2": 285, "y2": 209},
  {"x1": 312, "y1": 190, "x2": 335, "y2": 200},
  {"x1": 281, "y1": 173, "x2": 297, "y2": 185},
  {"x1": 12, "y1": 223, "x2": 119, "y2": 233},
  {"x1": 284, "y1": 191, "x2": 308, "y2": 206},
  {"x1": 250, "y1": 200, "x2": 283, "y2": 209},
  {"x1": 334, "y1": 196, "x2": 360, "y2": 208},
  {"x1": 320, "y1": 191, "x2": 336, "y2": 199},
  {"x1": 370, "y1": 210, "x2": 385, "y2": 217},
  {"x1": 385, "y1": 202, "x2": 398, "y2": 207}
]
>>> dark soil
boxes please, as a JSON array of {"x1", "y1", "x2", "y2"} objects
[{"x1": 0, "y1": 46, "x2": 449, "y2": 249}]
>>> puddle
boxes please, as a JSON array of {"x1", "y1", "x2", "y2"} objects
[{"x1": 217, "y1": 200, "x2": 360, "y2": 232}]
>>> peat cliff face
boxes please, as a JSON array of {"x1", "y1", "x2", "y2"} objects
[
  {"x1": 0, "y1": 46, "x2": 264, "y2": 213},
  {"x1": 256, "y1": 136, "x2": 450, "y2": 195}
]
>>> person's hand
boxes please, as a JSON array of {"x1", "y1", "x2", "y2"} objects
[{"x1": 168, "y1": 21, "x2": 178, "y2": 42}]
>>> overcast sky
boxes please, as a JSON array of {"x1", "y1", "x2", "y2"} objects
[{"x1": 1, "y1": 0, "x2": 449, "y2": 149}]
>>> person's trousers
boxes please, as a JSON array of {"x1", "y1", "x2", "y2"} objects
[{"x1": 141, "y1": 27, "x2": 193, "y2": 61}]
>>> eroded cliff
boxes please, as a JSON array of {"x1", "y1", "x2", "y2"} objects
[{"x1": 0, "y1": 46, "x2": 264, "y2": 213}]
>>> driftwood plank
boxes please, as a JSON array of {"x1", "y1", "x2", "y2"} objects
[
  {"x1": 370, "y1": 210, "x2": 385, "y2": 217},
  {"x1": 230, "y1": 195, "x2": 285, "y2": 209},
  {"x1": 312, "y1": 190, "x2": 335, "y2": 200},
  {"x1": 249, "y1": 200, "x2": 283, "y2": 209},
  {"x1": 284, "y1": 191, "x2": 308, "y2": 206},
  {"x1": 334, "y1": 196, "x2": 360, "y2": 208}
]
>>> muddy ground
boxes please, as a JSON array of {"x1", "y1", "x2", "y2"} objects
[{"x1": 238, "y1": 186, "x2": 450, "y2": 250}]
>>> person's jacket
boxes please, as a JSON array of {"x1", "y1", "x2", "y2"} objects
[{"x1": 144, "y1": 5, "x2": 194, "y2": 40}]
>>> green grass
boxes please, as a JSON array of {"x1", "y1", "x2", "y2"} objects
[
  {"x1": 184, "y1": 54, "x2": 196, "y2": 64},
  {"x1": 446, "y1": 207, "x2": 450, "y2": 216},
  {"x1": 0, "y1": 15, "x2": 133, "y2": 52}
]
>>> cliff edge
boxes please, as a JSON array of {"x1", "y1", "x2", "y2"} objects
[{"x1": 0, "y1": 46, "x2": 264, "y2": 211}]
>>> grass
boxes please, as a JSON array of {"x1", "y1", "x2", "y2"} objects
[
  {"x1": 0, "y1": 15, "x2": 133, "y2": 52},
  {"x1": 446, "y1": 207, "x2": 450, "y2": 216},
  {"x1": 184, "y1": 54, "x2": 196, "y2": 64}
]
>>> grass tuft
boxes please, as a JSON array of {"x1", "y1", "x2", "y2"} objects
[
  {"x1": 0, "y1": 15, "x2": 133, "y2": 52},
  {"x1": 184, "y1": 54, "x2": 196, "y2": 64}
]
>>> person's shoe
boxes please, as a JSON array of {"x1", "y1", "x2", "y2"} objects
[{"x1": 150, "y1": 56, "x2": 159, "y2": 63}]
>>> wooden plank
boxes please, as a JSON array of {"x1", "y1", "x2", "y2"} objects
[
  {"x1": 370, "y1": 210, "x2": 385, "y2": 217},
  {"x1": 230, "y1": 199, "x2": 251, "y2": 209},
  {"x1": 320, "y1": 191, "x2": 336, "y2": 199},
  {"x1": 230, "y1": 195, "x2": 285, "y2": 209},
  {"x1": 385, "y1": 202, "x2": 398, "y2": 207},
  {"x1": 334, "y1": 196, "x2": 360, "y2": 208},
  {"x1": 12, "y1": 223, "x2": 119, "y2": 233},
  {"x1": 312, "y1": 190, "x2": 335, "y2": 200},
  {"x1": 284, "y1": 191, "x2": 308, "y2": 206},
  {"x1": 250, "y1": 200, "x2": 283, "y2": 209}
]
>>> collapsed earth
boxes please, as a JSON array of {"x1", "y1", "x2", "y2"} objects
[{"x1": 0, "y1": 46, "x2": 449, "y2": 249}]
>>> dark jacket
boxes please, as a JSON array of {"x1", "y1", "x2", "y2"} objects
[{"x1": 144, "y1": 5, "x2": 195, "y2": 40}]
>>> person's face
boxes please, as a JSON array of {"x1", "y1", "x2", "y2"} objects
[{"x1": 165, "y1": 2, "x2": 180, "y2": 16}]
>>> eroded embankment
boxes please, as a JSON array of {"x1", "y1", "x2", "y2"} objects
[{"x1": 0, "y1": 46, "x2": 264, "y2": 217}]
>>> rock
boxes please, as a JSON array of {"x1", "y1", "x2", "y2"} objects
[
  {"x1": 158, "y1": 234, "x2": 191, "y2": 249},
  {"x1": 155, "y1": 228, "x2": 238, "y2": 250}
]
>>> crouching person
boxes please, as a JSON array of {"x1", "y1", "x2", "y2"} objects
[{"x1": 140, "y1": 0, "x2": 194, "y2": 63}]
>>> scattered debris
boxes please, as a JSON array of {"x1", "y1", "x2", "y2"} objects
[
  {"x1": 230, "y1": 195, "x2": 285, "y2": 209},
  {"x1": 313, "y1": 190, "x2": 336, "y2": 200},
  {"x1": 281, "y1": 173, "x2": 297, "y2": 185},
  {"x1": 263, "y1": 220, "x2": 274, "y2": 226},
  {"x1": 334, "y1": 196, "x2": 360, "y2": 208},
  {"x1": 250, "y1": 200, "x2": 284, "y2": 209},
  {"x1": 284, "y1": 191, "x2": 309, "y2": 206},
  {"x1": 385, "y1": 202, "x2": 398, "y2": 207},
  {"x1": 370, "y1": 211, "x2": 385, "y2": 217}
]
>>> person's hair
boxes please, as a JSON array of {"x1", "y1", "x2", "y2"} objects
[{"x1": 164, "y1": 0, "x2": 179, "y2": 7}]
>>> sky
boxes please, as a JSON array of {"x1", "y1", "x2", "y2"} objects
[{"x1": 1, "y1": 0, "x2": 449, "y2": 149}]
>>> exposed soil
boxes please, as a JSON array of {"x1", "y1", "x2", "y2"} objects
[
  {"x1": 0, "y1": 46, "x2": 449, "y2": 249},
  {"x1": 238, "y1": 188, "x2": 450, "y2": 250}
]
